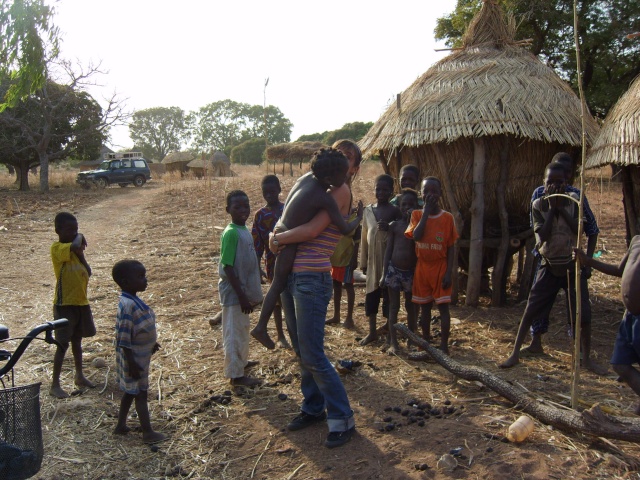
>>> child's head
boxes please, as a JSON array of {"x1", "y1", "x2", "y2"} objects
[
  {"x1": 374, "y1": 174, "x2": 395, "y2": 204},
  {"x1": 544, "y1": 162, "x2": 566, "y2": 192},
  {"x1": 550, "y1": 152, "x2": 574, "y2": 182},
  {"x1": 421, "y1": 176, "x2": 443, "y2": 203},
  {"x1": 332, "y1": 139, "x2": 362, "y2": 180},
  {"x1": 112, "y1": 259, "x2": 147, "y2": 294},
  {"x1": 399, "y1": 165, "x2": 420, "y2": 190},
  {"x1": 261, "y1": 175, "x2": 281, "y2": 206},
  {"x1": 54, "y1": 212, "x2": 78, "y2": 243},
  {"x1": 226, "y1": 190, "x2": 251, "y2": 225},
  {"x1": 399, "y1": 188, "x2": 419, "y2": 216},
  {"x1": 310, "y1": 148, "x2": 349, "y2": 188}
]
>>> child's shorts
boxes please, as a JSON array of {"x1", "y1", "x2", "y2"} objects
[
  {"x1": 383, "y1": 262, "x2": 413, "y2": 294},
  {"x1": 610, "y1": 311, "x2": 640, "y2": 365},
  {"x1": 331, "y1": 265, "x2": 354, "y2": 284},
  {"x1": 412, "y1": 259, "x2": 451, "y2": 305},
  {"x1": 53, "y1": 305, "x2": 96, "y2": 344}
]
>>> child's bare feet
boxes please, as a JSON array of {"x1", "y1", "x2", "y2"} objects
[
  {"x1": 75, "y1": 376, "x2": 96, "y2": 388},
  {"x1": 326, "y1": 316, "x2": 340, "y2": 325},
  {"x1": 343, "y1": 319, "x2": 355, "y2": 329},
  {"x1": 276, "y1": 337, "x2": 291, "y2": 349},
  {"x1": 498, "y1": 355, "x2": 519, "y2": 368},
  {"x1": 359, "y1": 333, "x2": 377, "y2": 346},
  {"x1": 584, "y1": 359, "x2": 608, "y2": 376},
  {"x1": 49, "y1": 385, "x2": 69, "y2": 399},
  {"x1": 386, "y1": 344, "x2": 399, "y2": 355},
  {"x1": 251, "y1": 327, "x2": 275, "y2": 350},
  {"x1": 143, "y1": 431, "x2": 168, "y2": 444},
  {"x1": 520, "y1": 345, "x2": 544, "y2": 356},
  {"x1": 231, "y1": 376, "x2": 262, "y2": 387},
  {"x1": 113, "y1": 425, "x2": 131, "y2": 435}
]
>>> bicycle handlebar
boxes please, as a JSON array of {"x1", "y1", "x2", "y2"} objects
[{"x1": 0, "y1": 318, "x2": 70, "y2": 377}]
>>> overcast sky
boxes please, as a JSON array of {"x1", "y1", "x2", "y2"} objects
[{"x1": 51, "y1": 0, "x2": 458, "y2": 150}]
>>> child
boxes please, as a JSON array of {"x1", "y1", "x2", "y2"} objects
[
  {"x1": 390, "y1": 164, "x2": 423, "y2": 207},
  {"x1": 360, "y1": 174, "x2": 402, "y2": 346},
  {"x1": 381, "y1": 189, "x2": 418, "y2": 354},
  {"x1": 220, "y1": 190, "x2": 264, "y2": 386},
  {"x1": 499, "y1": 162, "x2": 595, "y2": 369},
  {"x1": 251, "y1": 148, "x2": 363, "y2": 349},
  {"x1": 575, "y1": 237, "x2": 640, "y2": 414},
  {"x1": 112, "y1": 260, "x2": 167, "y2": 444},
  {"x1": 251, "y1": 175, "x2": 290, "y2": 348},
  {"x1": 405, "y1": 177, "x2": 458, "y2": 355},
  {"x1": 50, "y1": 212, "x2": 96, "y2": 398}
]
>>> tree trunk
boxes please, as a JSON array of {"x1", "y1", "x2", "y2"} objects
[
  {"x1": 491, "y1": 138, "x2": 510, "y2": 306},
  {"x1": 16, "y1": 163, "x2": 30, "y2": 191},
  {"x1": 394, "y1": 323, "x2": 640, "y2": 442},
  {"x1": 466, "y1": 138, "x2": 485, "y2": 307},
  {"x1": 38, "y1": 149, "x2": 49, "y2": 193}
]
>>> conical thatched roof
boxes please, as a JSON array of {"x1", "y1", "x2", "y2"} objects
[
  {"x1": 359, "y1": 0, "x2": 599, "y2": 158},
  {"x1": 266, "y1": 141, "x2": 327, "y2": 161},
  {"x1": 162, "y1": 151, "x2": 196, "y2": 164},
  {"x1": 212, "y1": 151, "x2": 230, "y2": 165},
  {"x1": 585, "y1": 74, "x2": 640, "y2": 168}
]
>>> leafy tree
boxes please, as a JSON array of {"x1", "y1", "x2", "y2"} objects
[
  {"x1": 245, "y1": 105, "x2": 293, "y2": 145},
  {"x1": 435, "y1": 0, "x2": 640, "y2": 117},
  {"x1": 295, "y1": 121, "x2": 374, "y2": 145},
  {"x1": 230, "y1": 138, "x2": 266, "y2": 165},
  {"x1": 0, "y1": 0, "x2": 59, "y2": 111},
  {"x1": 296, "y1": 132, "x2": 324, "y2": 142},
  {"x1": 129, "y1": 106, "x2": 187, "y2": 161}
]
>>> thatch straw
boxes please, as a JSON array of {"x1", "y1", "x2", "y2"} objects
[
  {"x1": 359, "y1": 0, "x2": 599, "y2": 158},
  {"x1": 585, "y1": 75, "x2": 640, "y2": 168},
  {"x1": 162, "y1": 151, "x2": 196, "y2": 165},
  {"x1": 266, "y1": 142, "x2": 327, "y2": 161}
]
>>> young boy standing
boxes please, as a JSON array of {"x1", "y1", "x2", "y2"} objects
[
  {"x1": 381, "y1": 189, "x2": 418, "y2": 354},
  {"x1": 359, "y1": 174, "x2": 402, "y2": 346},
  {"x1": 112, "y1": 260, "x2": 167, "y2": 444},
  {"x1": 390, "y1": 165, "x2": 423, "y2": 207},
  {"x1": 220, "y1": 190, "x2": 263, "y2": 387},
  {"x1": 252, "y1": 175, "x2": 289, "y2": 349},
  {"x1": 405, "y1": 177, "x2": 458, "y2": 355},
  {"x1": 50, "y1": 212, "x2": 96, "y2": 398},
  {"x1": 575, "y1": 237, "x2": 640, "y2": 414},
  {"x1": 500, "y1": 163, "x2": 595, "y2": 369}
]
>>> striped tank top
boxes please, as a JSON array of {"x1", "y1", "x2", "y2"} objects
[{"x1": 292, "y1": 217, "x2": 345, "y2": 272}]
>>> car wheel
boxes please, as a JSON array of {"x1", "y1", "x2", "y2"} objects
[
  {"x1": 133, "y1": 176, "x2": 145, "y2": 187},
  {"x1": 119, "y1": 183, "x2": 128, "y2": 188},
  {"x1": 96, "y1": 177, "x2": 108, "y2": 188}
]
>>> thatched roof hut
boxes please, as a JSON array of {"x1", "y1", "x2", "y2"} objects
[
  {"x1": 162, "y1": 151, "x2": 196, "y2": 174},
  {"x1": 186, "y1": 151, "x2": 232, "y2": 177},
  {"x1": 266, "y1": 141, "x2": 327, "y2": 175},
  {"x1": 585, "y1": 74, "x2": 640, "y2": 242},
  {"x1": 359, "y1": 0, "x2": 599, "y2": 305}
]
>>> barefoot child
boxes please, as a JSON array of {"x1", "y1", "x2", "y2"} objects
[
  {"x1": 405, "y1": 177, "x2": 458, "y2": 355},
  {"x1": 112, "y1": 259, "x2": 167, "y2": 444},
  {"x1": 50, "y1": 212, "x2": 96, "y2": 398},
  {"x1": 220, "y1": 190, "x2": 264, "y2": 386},
  {"x1": 251, "y1": 148, "x2": 363, "y2": 349},
  {"x1": 499, "y1": 162, "x2": 596, "y2": 369},
  {"x1": 360, "y1": 174, "x2": 402, "y2": 346},
  {"x1": 575, "y1": 237, "x2": 640, "y2": 413},
  {"x1": 251, "y1": 175, "x2": 290, "y2": 348},
  {"x1": 381, "y1": 189, "x2": 418, "y2": 354}
]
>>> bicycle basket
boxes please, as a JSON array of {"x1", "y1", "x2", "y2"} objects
[{"x1": 0, "y1": 383, "x2": 43, "y2": 480}]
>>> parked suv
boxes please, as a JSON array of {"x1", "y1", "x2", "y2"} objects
[{"x1": 77, "y1": 159, "x2": 152, "y2": 188}]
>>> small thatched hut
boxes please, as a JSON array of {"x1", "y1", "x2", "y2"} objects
[
  {"x1": 585, "y1": 74, "x2": 640, "y2": 244},
  {"x1": 162, "y1": 151, "x2": 195, "y2": 174},
  {"x1": 186, "y1": 151, "x2": 232, "y2": 178},
  {"x1": 359, "y1": 0, "x2": 599, "y2": 306},
  {"x1": 266, "y1": 141, "x2": 326, "y2": 175}
]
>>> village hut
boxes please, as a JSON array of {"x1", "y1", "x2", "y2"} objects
[
  {"x1": 585, "y1": 74, "x2": 640, "y2": 244},
  {"x1": 266, "y1": 141, "x2": 326, "y2": 175},
  {"x1": 162, "y1": 151, "x2": 195, "y2": 174},
  {"x1": 358, "y1": 0, "x2": 599, "y2": 306},
  {"x1": 186, "y1": 151, "x2": 232, "y2": 178},
  {"x1": 77, "y1": 146, "x2": 113, "y2": 171}
]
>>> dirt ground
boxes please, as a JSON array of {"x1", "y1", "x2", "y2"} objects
[{"x1": 1, "y1": 164, "x2": 640, "y2": 480}]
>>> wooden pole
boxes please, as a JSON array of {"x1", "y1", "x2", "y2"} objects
[
  {"x1": 491, "y1": 137, "x2": 510, "y2": 306},
  {"x1": 264, "y1": 77, "x2": 269, "y2": 174},
  {"x1": 466, "y1": 137, "x2": 486, "y2": 306},
  {"x1": 571, "y1": 0, "x2": 587, "y2": 409}
]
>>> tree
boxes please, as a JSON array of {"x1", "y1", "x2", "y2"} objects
[
  {"x1": 245, "y1": 104, "x2": 293, "y2": 145},
  {"x1": 230, "y1": 138, "x2": 266, "y2": 165},
  {"x1": 0, "y1": 0, "x2": 59, "y2": 111},
  {"x1": 435, "y1": 0, "x2": 640, "y2": 117},
  {"x1": 129, "y1": 107, "x2": 187, "y2": 161},
  {"x1": 295, "y1": 121, "x2": 374, "y2": 145},
  {"x1": 0, "y1": 60, "x2": 124, "y2": 191}
]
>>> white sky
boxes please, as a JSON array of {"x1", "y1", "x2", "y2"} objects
[{"x1": 51, "y1": 0, "x2": 458, "y2": 150}]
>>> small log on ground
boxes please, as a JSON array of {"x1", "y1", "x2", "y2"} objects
[{"x1": 395, "y1": 323, "x2": 640, "y2": 442}]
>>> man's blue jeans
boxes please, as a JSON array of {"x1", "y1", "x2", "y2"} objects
[{"x1": 281, "y1": 271, "x2": 355, "y2": 433}]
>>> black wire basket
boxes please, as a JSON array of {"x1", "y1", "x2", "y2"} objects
[{"x1": 0, "y1": 383, "x2": 43, "y2": 480}]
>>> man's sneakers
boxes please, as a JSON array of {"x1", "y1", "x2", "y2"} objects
[
  {"x1": 325, "y1": 427, "x2": 355, "y2": 448},
  {"x1": 287, "y1": 411, "x2": 327, "y2": 431}
]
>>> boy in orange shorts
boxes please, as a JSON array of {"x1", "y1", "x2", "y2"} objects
[{"x1": 405, "y1": 177, "x2": 458, "y2": 354}]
